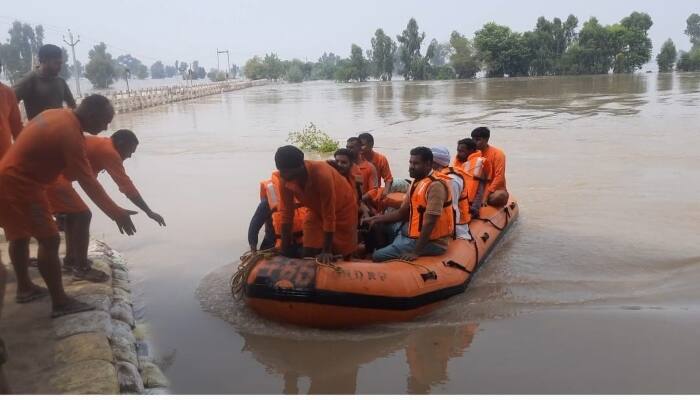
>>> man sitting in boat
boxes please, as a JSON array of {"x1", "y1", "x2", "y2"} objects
[
  {"x1": 328, "y1": 148, "x2": 363, "y2": 202},
  {"x1": 430, "y1": 146, "x2": 472, "y2": 240},
  {"x1": 275, "y1": 145, "x2": 358, "y2": 264},
  {"x1": 248, "y1": 170, "x2": 307, "y2": 255},
  {"x1": 470, "y1": 127, "x2": 508, "y2": 207},
  {"x1": 346, "y1": 137, "x2": 378, "y2": 195},
  {"x1": 363, "y1": 147, "x2": 454, "y2": 262},
  {"x1": 358, "y1": 132, "x2": 393, "y2": 192}
]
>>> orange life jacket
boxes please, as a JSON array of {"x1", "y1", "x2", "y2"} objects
[
  {"x1": 407, "y1": 171, "x2": 454, "y2": 240},
  {"x1": 461, "y1": 152, "x2": 489, "y2": 203},
  {"x1": 441, "y1": 166, "x2": 471, "y2": 225},
  {"x1": 260, "y1": 171, "x2": 306, "y2": 247}
]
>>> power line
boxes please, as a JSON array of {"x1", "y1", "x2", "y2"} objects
[{"x1": 62, "y1": 29, "x2": 81, "y2": 97}]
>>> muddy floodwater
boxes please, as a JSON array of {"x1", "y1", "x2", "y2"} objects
[{"x1": 84, "y1": 73, "x2": 700, "y2": 394}]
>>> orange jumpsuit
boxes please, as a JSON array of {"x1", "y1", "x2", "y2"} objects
[
  {"x1": 366, "y1": 151, "x2": 392, "y2": 188},
  {"x1": 480, "y1": 145, "x2": 507, "y2": 194},
  {"x1": 355, "y1": 159, "x2": 378, "y2": 194},
  {"x1": 279, "y1": 161, "x2": 358, "y2": 255},
  {"x1": 452, "y1": 156, "x2": 465, "y2": 171},
  {"x1": 0, "y1": 83, "x2": 23, "y2": 159},
  {"x1": 47, "y1": 136, "x2": 140, "y2": 214},
  {"x1": 0, "y1": 109, "x2": 124, "y2": 240}
]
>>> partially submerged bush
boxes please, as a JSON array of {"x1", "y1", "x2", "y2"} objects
[{"x1": 287, "y1": 123, "x2": 339, "y2": 153}]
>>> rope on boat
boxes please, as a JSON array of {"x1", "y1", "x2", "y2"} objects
[
  {"x1": 230, "y1": 251, "x2": 345, "y2": 298},
  {"x1": 230, "y1": 249, "x2": 276, "y2": 298}
]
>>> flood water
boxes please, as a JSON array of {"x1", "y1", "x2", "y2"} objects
[{"x1": 84, "y1": 73, "x2": 700, "y2": 394}]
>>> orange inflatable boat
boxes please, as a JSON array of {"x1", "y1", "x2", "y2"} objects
[{"x1": 243, "y1": 196, "x2": 519, "y2": 328}]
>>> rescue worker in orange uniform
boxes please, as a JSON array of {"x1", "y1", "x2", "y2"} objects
[
  {"x1": 430, "y1": 146, "x2": 472, "y2": 240},
  {"x1": 471, "y1": 126, "x2": 508, "y2": 207},
  {"x1": 248, "y1": 170, "x2": 307, "y2": 254},
  {"x1": 275, "y1": 145, "x2": 358, "y2": 264},
  {"x1": 456, "y1": 138, "x2": 492, "y2": 218},
  {"x1": 46, "y1": 130, "x2": 166, "y2": 280},
  {"x1": 0, "y1": 95, "x2": 136, "y2": 318},
  {"x1": 363, "y1": 147, "x2": 454, "y2": 262},
  {"x1": 0, "y1": 59, "x2": 23, "y2": 159},
  {"x1": 346, "y1": 137, "x2": 378, "y2": 195},
  {"x1": 330, "y1": 148, "x2": 363, "y2": 202},
  {"x1": 358, "y1": 132, "x2": 393, "y2": 192}
]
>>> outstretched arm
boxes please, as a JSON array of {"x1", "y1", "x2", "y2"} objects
[
  {"x1": 127, "y1": 194, "x2": 166, "y2": 226},
  {"x1": 104, "y1": 156, "x2": 165, "y2": 226}
]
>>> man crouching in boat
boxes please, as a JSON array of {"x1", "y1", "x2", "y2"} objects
[
  {"x1": 363, "y1": 147, "x2": 454, "y2": 262},
  {"x1": 274, "y1": 145, "x2": 358, "y2": 265}
]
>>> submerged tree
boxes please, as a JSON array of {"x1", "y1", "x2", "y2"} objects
[
  {"x1": 449, "y1": 31, "x2": 480, "y2": 79},
  {"x1": 396, "y1": 18, "x2": 427, "y2": 80},
  {"x1": 150, "y1": 61, "x2": 165, "y2": 79},
  {"x1": 656, "y1": 39, "x2": 677, "y2": 72},
  {"x1": 84, "y1": 42, "x2": 116, "y2": 89},
  {"x1": 474, "y1": 22, "x2": 530, "y2": 77},
  {"x1": 369, "y1": 28, "x2": 397, "y2": 81}
]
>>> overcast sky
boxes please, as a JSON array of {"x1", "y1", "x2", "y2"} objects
[{"x1": 1, "y1": 0, "x2": 697, "y2": 69}]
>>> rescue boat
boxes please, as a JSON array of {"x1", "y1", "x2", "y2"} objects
[{"x1": 243, "y1": 195, "x2": 519, "y2": 328}]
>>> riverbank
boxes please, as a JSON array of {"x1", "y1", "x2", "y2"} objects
[{"x1": 0, "y1": 240, "x2": 168, "y2": 394}]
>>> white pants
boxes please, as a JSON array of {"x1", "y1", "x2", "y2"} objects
[{"x1": 455, "y1": 224, "x2": 472, "y2": 240}]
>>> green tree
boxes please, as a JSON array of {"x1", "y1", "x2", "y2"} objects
[
  {"x1": 560, "y1": 17, "x2": 615, "y2": 74},
  {"x1": 263, "y1": 53, "x2": 285, "y2": 80},
  {"x1": 656, "y1": 39, "x2": 677, "y2": 72},
  {"x1": 396, "y1": 18, "x2": 426, "y2": 80},
  {"x1": 349, "y1": 44, "x2": 369, "y2": 81},
  {"x1": 449, "y1": 31, "x2": 480, "y2": 79},
  {"x1": 286, "y1": 64, "x2": 304, "y2": 83},
  {"x1": 84, "y1": 42, "x2": 116, "y2": 89},
  {"x1": 151, "y1": 61, "x2": 166, "y2": 79},
  {"x1": 311, "y1": 52, "x2": 341, "y2": 80},
  {"x1": 523, "y1": 15, "x2": 578, "y2": 75},
  {"x1": 684, "y1": 13, "x2": 700, "y2": 49},
  {"x1": 207, "y1": 68, "x2": 227, "y2": 82},
  {"x1": 164, "y1": 64, "x2": 176, "y2": 78},
  {"x1": 191, "y1": 61, "x2": 205, "y2": 79},
  {"x1": 369, "y1": 28, "x2": 397, "y2": 81},
  {"x1": 116, "y1": 54, "x2": 149, "y2": 79},
  {"x1": 612, "y1": 12, "x2": 653, "y2": 73},
  {"x1": 677, "y1": 50, "x2": 700, "y2": 71},
  {"x1": 244, "y1": 56, "x2": 265, "y2": 79},
  {"x1": 58, "y1": 47, "x2": 71, "y2": 80},
  {"x1": 0, "y1": 21, "x2": 44, "y2": 83},
  {"x1": 474, "y1": 22, "x2": 531, "y2": 77}
]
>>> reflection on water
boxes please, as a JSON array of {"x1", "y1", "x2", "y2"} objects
[
  {"x1": 241, "y1": 323, "x2": 478, "y2": 395},
  {"x1": 91, "y1": 72, "x2": 700, "y2": 394}
]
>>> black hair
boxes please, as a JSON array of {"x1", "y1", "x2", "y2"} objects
[
  {"x1": 275, "y1": 145, "x2": 305, "y2": 170},
  {"x1": 76, "y1": 94, "x2": 114, "y2": 116},
  {"x1": 334, "y1": 148, "x2": 355, "y2": 163},
  {"x1": 38, "y1": 44, "x2": 63, "y2": 63},
  {"x1": 471, "y1": 126, "x2": 490, "y2": 140},
  {"x1": 410, "y1": 146, "x2": 433, "y2": 164},
  {"x1": 357, "y1": 132, "x2": 374, "y2": 146},
  {"x1": 347, "y1": 136, "x2": 360, "y2": 144},
  {"x1": 458, "y1": 138, "x2": 477, "y2": 152},
  {"x1": 111, "y1": 129, "x2": 139, "y2": 146}
]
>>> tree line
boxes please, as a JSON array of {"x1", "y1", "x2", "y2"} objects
[
  {"x1": 244, "y1": 12, "x2": 700, "y2": 83},
  {"x1": 657, "y1": 13, "x2": 700, "y2": 72},
  {"x1": 0, "y1": 20, "x2": 240, "y2": 89}
]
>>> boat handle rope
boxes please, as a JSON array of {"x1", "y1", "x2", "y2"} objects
[
  {"x1": 474, "y1": 202, "x2": 513, "y2": 232},
  {"x1": 303, "y1": 256, "x2": 344, "y2": 273},
  {"x1": 385, "y1": 259, "x2": 437, "y2": 281},
  {"x1": 443, "y1": 259, "x2": 469, "y2": 273}
]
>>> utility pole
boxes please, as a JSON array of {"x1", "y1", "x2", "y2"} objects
[
  {"x1": 124, "y1": 68, "x2": 131, "y2": 95},
  {"x1": 217, "y1": 49, "x2": 230, "y2": 79},
  {"x1": 63, "y1": 29, "x2": 82, "y2": 97}
]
